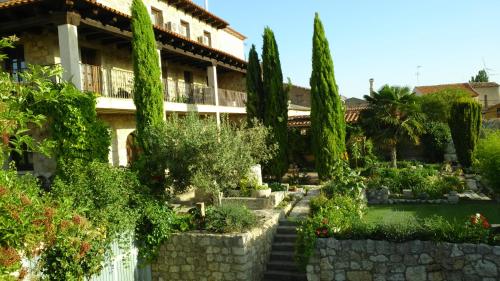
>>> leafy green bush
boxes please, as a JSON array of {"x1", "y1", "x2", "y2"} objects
[
  {"x1": 50, "y1": 160, "x2": 178, "y2": 262},
  {"x1": 336, "y1": 216, "x2": 495, "y2": 245},
  {"x1": 309, "y1": 194, "x2": 329, "y2": 215},
  {"x1": 135, "y1": 114, "x2": 276, "y2": 195},
  {"x1": 296, "y1": 195, "x2": 364, "y2": 268},
  {"x1": 32, "y1": 82, "x2": 111, "y2": 165},
  {"x1": 476, "y1": 130, "x2": 500, "y2": 193},
  {"x1": 365, "y1": 166, "x2": 461, "y2": 198},
  {"x1": 421, "y1": 121, "x2": 451, "y2": 163},
  {"x1": 204, "y1": 203, "x2": 257, "y2": 233},
  {"x1": 269, "y1": 182, "x2": 287, "y2": 192},
  {"x1": 322, "y1": 161, "x2": 365, "y2": 198},
  {"x1": 0, "y1": 169, "x2": 105, "y2": 281}
]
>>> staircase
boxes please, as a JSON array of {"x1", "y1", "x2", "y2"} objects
[{"x1": 262, "y1": 220, "x2": 307, "y2": 281}]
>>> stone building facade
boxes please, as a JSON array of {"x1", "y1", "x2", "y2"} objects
[{"x1": 0, "y1": 0, "x2": 248, "y2": 170}]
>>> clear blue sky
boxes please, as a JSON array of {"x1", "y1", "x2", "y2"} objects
[{"x1": 194, "y1": 0, "x2": 500, "y2": 98}]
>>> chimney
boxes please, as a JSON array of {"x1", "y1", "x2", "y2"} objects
[
  {"x1": 369, "y1": 78, "x2": 374, "y2": 97},
  {"x1": 204, "y1": 0, "x2": 208, "y2": 10}
]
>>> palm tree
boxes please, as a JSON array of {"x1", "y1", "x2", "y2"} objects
[{"x1": 360, "y1": 85, "x2": 424, "y2": 168}]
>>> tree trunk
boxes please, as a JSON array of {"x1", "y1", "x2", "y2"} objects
[{"x1": 391, "y1": 145, "x2": 397, "y2": 168}]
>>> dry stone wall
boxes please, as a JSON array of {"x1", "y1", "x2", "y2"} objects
[
  {"x1": 152, "y1": 211, "x2": 282, "y2": 281},
  {"x1": 308, "y1": 238, "x2": 500, "y2": 281}
]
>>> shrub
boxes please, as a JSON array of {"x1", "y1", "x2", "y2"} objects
[
  {"x1": 322, "y1": 161, "x2": 365, "y2": 198},
  {"x1": 449, "y1": 98, "x2": 482, "y2": 168},
  {"x1": 296, "y1": 195, "x2": 364, "y2": 268},
  {"x1": 32, "y1": 81, "x2": 111, "y2": 165},
  {"x1": 0, "y1": 169, "x2": 106, "y2": 281},
  {"x1": 204, "y1": 203, "x2": 257, "y2": 233},
  {"x1": 475, "y1": 130, "x2": 500, "y2": 193},
  {"x1": 135, "y1": 114, "x2": 276, "y2": 195},
  {"x1": 50, "y1": 160, "x2": 178, "y2": 262},
  {"x1": 421, "y1": 121, "x2": 451, "y2": 162},
  {"x1": 269, "y1": 182, "x2": 287, "y2": 192},
  {"x1": 309, "y1": 194, "x2": 328, "y2": 215},
  {"x1": 50, "y1": 160, "x2": 142, "y2": 244}
]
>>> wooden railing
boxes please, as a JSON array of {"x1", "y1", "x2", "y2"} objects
[{"x1": 81, "y1": 65, "x2": 246, "y2": 107}]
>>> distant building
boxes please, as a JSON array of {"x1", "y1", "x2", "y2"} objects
[{"x1": 414, "y1": 82, "x2": 500, "y2": 109}]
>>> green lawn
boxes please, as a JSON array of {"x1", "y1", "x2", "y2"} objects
[{"x1": 364, "y1": 203, "x2": 500, "y2": 225}]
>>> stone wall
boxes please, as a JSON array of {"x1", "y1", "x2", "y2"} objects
[
  {"x1": 308, "y1": 238, "x2": 500, "y2": 281},
  {"x1": 152, "y1": 210, "x2": 282, "y2": 281},
  {"x1": 221, "y1": 191, "x2": 287, "y2": 210}
]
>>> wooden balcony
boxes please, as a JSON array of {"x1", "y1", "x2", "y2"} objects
[{"x1": 81, "y1": 64, "x2": 246, "y2": 108}]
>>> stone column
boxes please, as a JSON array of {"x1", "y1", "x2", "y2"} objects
[
  {"x1": 207, "y1": 63, "x2": 220, "y2": 127},
  {"x1": 158, "y1": 48, "x2": 167, "y2": 120},
  {"x1": 57, "y1": 23, "x2": 82, "y2": 89}
]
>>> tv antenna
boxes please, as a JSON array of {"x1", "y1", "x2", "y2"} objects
[
  {"x1": 416, "y1": 65, "x2": 422, "y2": 85},
  {"x1": 482, "y1": 58, "x2": 497, "y2": 77}
]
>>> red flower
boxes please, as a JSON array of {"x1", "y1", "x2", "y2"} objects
[
  {"x1": 0, "y1": 246, "x2": 20, "y2": 267},
  {"x1": 470, "y1": 213, "x2": 490, "y2": 229}
]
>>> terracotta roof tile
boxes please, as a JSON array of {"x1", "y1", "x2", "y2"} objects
[
  {"x1": 288, "y1": 105, "x2": 368, "y2": 127},
  {"x1": 470, "y1": 82, "x2": 500, "y2": 88},
  {"x1": 0, "y1": 0, "x2": 39, "y2": 8},
  {"x1": 414, "y1": 83, "x2": 479, "y2": 97}
]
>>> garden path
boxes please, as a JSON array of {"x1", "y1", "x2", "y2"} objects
[{"x1": 262, "y1": 186, "x2": 321, "y2": 281}]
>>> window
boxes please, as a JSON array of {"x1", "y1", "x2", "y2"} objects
[
  {"x1": 203, "y1": 31, "x2": 212, "y2": 47},
  {"x1": 496, "y1": 108, "x2": 500, "y2": 118},
  {"x1": 3, "y1": 45, "x2": 25, "y2": 82},
  {"x1": 180, "y1": 20, "x2": 190, "y2": 38},
  {"x1": 151, "y1": 7, "x2": 163, "y2": 26}
]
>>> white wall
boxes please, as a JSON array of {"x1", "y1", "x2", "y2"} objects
[{"x1": 95, "y1": 0, "x2": 246, "y2": 59}]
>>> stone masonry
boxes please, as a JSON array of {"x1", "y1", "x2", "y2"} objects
[
  {"x1": 152, "y1": 210, "x2": 282, "y2": 281},
  {"x1": 308, "y1": 238, "x2": 500, "y2": 281}
]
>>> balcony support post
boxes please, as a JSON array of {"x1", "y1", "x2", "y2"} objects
[
  {"x1": 57, "y1": 23, "x2": 82, "y2": 90},
  {"x1": 157, "y1": 48, "x2": 167, "y2": 120},
  {"x1": 207, "y1": 63, "x2": 220, "y2": 128}
]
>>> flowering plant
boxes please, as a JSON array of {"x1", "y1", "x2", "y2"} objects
[
  {"x1": 470, "y1": 213, "x2": 491, "y2": 229},
  {"x1": 315, "y1": 218, "x2": 331, "y2": 238}
]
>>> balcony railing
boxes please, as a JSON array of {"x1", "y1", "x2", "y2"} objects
[{"x1": 81, "y1": 64, "x2": 245, "y2": 107}]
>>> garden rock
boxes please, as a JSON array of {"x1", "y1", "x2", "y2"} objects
[{"x1": 465, "y1": 179, "x2": 478, "y2": 191}]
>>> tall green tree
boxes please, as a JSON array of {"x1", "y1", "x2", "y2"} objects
[
  {"x1": 310, "y1": 13, "x2": 346, "y2": 180},
  {"x1": 449, "y1": 98, "x2": 482, "y2": 168},
  {"x1": 470, "y1": 69, "x2": 489, "y2": 83},
  {"x1": 131, "y1": 0, "x2": 164, "y2": 151},
  {"x1": 360, "y1": 85, "x2": 424, "y2": 168},
  {"x1": 246, "y1": 44, "x2": 264, "y2": 124},
  {"x1": 262, "y1": 27, "x2": 288, "y2": 180}
]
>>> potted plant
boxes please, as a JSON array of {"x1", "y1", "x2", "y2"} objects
[{"x1": 251, "y1": 184, "x2": 272, "y2": 198}]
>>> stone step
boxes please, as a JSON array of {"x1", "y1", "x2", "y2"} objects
[
  {"x1": 274, "y1": 234, "x2": 297, "y2": 243},
  {"x1": 262, "y1": 270, "x2": 307, "y2": 281},
  {"x1": 272, "y1": 242, "x2": 295, "y2": 252},
  {"x1": 279, "y1": 220, "x2": 297, "y2": 227},
  {"x1": 266, "y1": 260, "x2": 301, "y2": 273},
  {"x1": 269, "y1": 251, "x2": 295, "y2": 262},
  {"x1": 277, "y1": 225, "x2": 297, "y2": 235}
]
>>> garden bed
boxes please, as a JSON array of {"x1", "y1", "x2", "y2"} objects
[{"x1": 364, "y1": 203, "x2": 500, "y2": 225}]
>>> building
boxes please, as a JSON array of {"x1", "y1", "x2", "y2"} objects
[
  {"x1": 0, "y1": 0, "x2": 248, "y2": 171},
  {"x1": 414, "y1": 82, "x2": 500, "y2": 109},
  {"x1": 484, "y1": 104, "x2": 500, "y2": 120}
]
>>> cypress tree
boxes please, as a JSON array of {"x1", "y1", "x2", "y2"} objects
[
  {"x1": 131, "y1": 0, "x2": 164, "y2": 151},
  {"x1": 246, "y1": 44, "x2": 264, "y2": 124},
  {"x1": 310, "y1": 13, "x2": 346, "y2": 180},
  {"x1": 449, "y1": 98, "x2": 482, "y2": 168},
  {"x1": 262, "y1": 27, "x2": 288, "y2": 180}
]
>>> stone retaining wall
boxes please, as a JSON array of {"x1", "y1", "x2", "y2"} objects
[
  {"x1": 307, "y1": 238, "x2": 500, "y2": 281},
  {"x1": 152, "y1": 210, "x2": 282, "y2": 281},
  {"x1": 221, "y1": 191, "x2": 287, "y2": 210}
]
